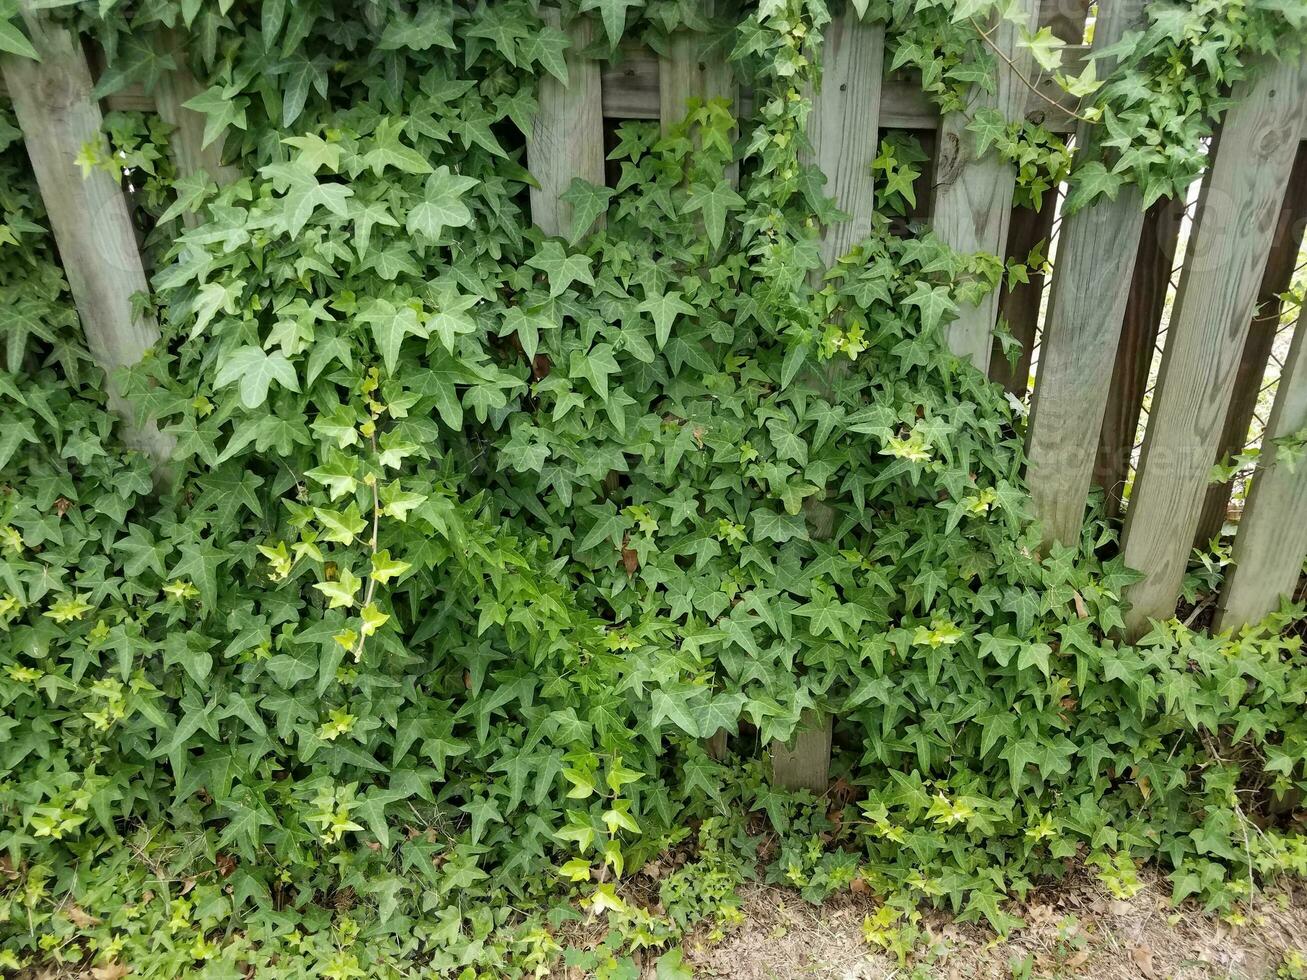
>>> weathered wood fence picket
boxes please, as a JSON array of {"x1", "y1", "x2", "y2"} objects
[{"x1": 3, "y1": 2, "x2": 1306, "y2": 790}]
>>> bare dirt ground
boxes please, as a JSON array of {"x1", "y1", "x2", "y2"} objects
[{"x1": 683, "y1": 871, "x2": 1307, "y2": 980}]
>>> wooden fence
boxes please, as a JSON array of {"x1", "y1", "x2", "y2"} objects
[{"x1": 2, "y1": 4, "x2": 1306, "y2": 792}]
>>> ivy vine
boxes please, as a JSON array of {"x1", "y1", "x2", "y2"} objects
[{"x1": 0, "y1": 1, "x2": 1305, "y2": 976}]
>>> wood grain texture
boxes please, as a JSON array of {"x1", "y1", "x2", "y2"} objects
[
  {"x1": 773, "y1": 16, "x2": 881, "y2": 781},
  {"x1": 1024, "y1": 0, "x2": 1149, "y2": 546},
  {"x1": 658, "y1": 28, "x2": 733, "y2": 135},
  {"x1": 1092, "y1": 197, "x2": 1185, "y2": 518},
  {"x1": 153, "y1": 32, "x2": 239, "y2": 195},
  {"x1": 600, "y1": 42, "x2": 660, "y2": 118},
  {"x1": 1121, "y1": 55, "x2": 1307, "y2": 638},
  {"x1": 658, "y1": 2, "x2": 736, "y2": 185},
  {"x1": 988, "y1": 0, "x2": 1092, "y2": 393},
  {"x1": 776, "y1": 0, "x2": 882, "y2": 746},
  {"x1": 0, "y1": 76, "x2": 152, "y2": 109},
  {"x1": 527, "y1": 10, "x2": 605, "y2": 238},
  {"x1": 770, "y1": 709, "x2": 832, "y2": 793},
  {"x1": 1214, "y1": 310, "x2": 1307, "y2": 630},
  {"x1": 1193, "y1": 141, "x2": 1307, "y2": 546},
  {"x1": 930, "y1": 0, "x2": 1037, "y2": 367},
  {"x1": 1, "y1": 12, "x2": 172, "y2": 471},
  {"x1": 600, "y1": 46, "x2": 1089, "y2": 130},
  {"x1": 806, "y1": 13, "x2": 884, "y2": 268}
]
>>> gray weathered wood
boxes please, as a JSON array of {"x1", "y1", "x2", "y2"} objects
[
  {"x1": 770, "y1": 709, "x2": 832, "y2": 793},
  {"x1": 1092, "y1": 197, "x2": 1186, "y2": 519},
  {"x1": 1215, "y1": 311, "x2": 1307, "y2": 630},
  {"x1": 0, "y1": 77, "x2": 153, "y2": 110},
  {"x1": 599, "y1": 47, "x2": 1092, "y2": 132},
  {"x1": 527, "y1": 10, "x2": 605, "y2": 238},
  {"x1": 1023, "y1": 0, "x2": 1149, "y2": 547},
  {"x1": 989, "y1": 0, "x2": 1094, "y2": 393},
  {"x1": 601, "y1": 42, "x2": 661, "y2": 118},
  {"x1": 658, "y1": 3, "x2": 733, "y2": 135},
  {"x1": 1121, "y1": 55, "x2": 1307, "y2": 637},
  {"x1": 659, "y1": 3, "x2": 736, "y2": 187},
  {"x1": 1, "y1": 12, "x2": 172, "y2": 471},
  {"x1": 930, "y1": 0, "x2": 1038, "y2": 367},
  {"x1": 806, "y1": 13, "x2": 884, "y2": 268},
  {"x1": 154, "y1": 32, "x2": 239, "y2": 194},
  {"x1": 1193, "y1": 141, "x2": 1307, "y2": 547},
  {"x1": 770, "y1": 14, "x2": 881, "y2": 785}
]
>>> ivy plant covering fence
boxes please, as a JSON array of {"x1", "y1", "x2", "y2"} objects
[{"x1": 0, "y1": 0, "x2": 1306, "y2": 976}]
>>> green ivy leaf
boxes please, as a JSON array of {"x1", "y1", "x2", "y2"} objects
[
  {"x1": 213, "y1": 346, "x2": 301, "y2": 409},
  {"x1": 685, "y1": 180, "x2": 744, "y2": 250},
  {"x1": 406, "y1": 166, "x2": 479, "y2": 241},
  {"x1": 360, "y1": 299, "x2": 429, "y2": 374},
  {"x1": 560, "y1": 178, "x2": 614, "y2": 244}
]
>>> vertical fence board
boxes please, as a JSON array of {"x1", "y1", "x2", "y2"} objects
[
  {"x1": 659, "y1": 4, "x2": 733, "y2": 135},
  {"x1": 1122, "y1": 56, "x2": 1307, "y2": 637},
  {"x1": 659, "y1": 2, "x2": 736, "y2": 189},
  {"x1": 1, "y1": 13, "x2": 172, "y2": 469},
  {"x1": 1024, "y1": 1, "x2": 1148, "y2": 547},
  {"x1": 1215, "y1": 311, "x2": 1307, "y2": 630},
  {"x1": 930, "y1": 0, "x2": 1037, "y2": 366},
  {"x1": 154, "y1": 32, "x2": 239, "y2": 198},
  {"x1": 806, "y1": 12, "x2": 884, "y2": 268},
  {"x1": 1092, "y1": 198, "x2": 1185, "y2": 518},
  {"x1": 989, "y1": 0, "x2": 1091, "y2": 393},
  {"x1": 768, "y1": 11, "x2": 883, "y2": 787},
  {"x1": 528, "y1": 10, "x2": 605, "y2": 238},
  {"x1": 1193, "y1": 141, "x2": 1307, "y2": 546},
  {"x1": 770, "y1": 709, "x2": 832, "y2": 793}
]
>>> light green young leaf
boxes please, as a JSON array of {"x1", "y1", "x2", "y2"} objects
[
  {"x1": 1018, "y1": 25, "x2": 1065, "y2": 72},
  {"x1": 406, "y1": 166, "x2": 478, "y2": 241},
  {"x1": 362, "y1": 117, "x2": 434, "y2": 176},
  {"x1": 214, "y1": 346, "x2": 301, "y2": 408}
]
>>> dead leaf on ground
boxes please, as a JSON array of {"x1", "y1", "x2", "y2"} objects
[{"x1": 1130, "y1": 944, "x2": 1156, "y2": 978}]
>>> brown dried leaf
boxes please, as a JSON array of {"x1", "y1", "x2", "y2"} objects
[
  {"x1": 1130, "y1": 944, "x2": 1156, "y2": 978},
  {"x1": 91, "y1": 964, "x2": 131, "y2": 980},
  {"x1": 66, "y1": 904, "x2": 100, "y2": 928}
]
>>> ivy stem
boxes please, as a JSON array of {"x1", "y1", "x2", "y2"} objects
[{"x1": 968, "y1": 17, "x2": 1095, "y2": 125}]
